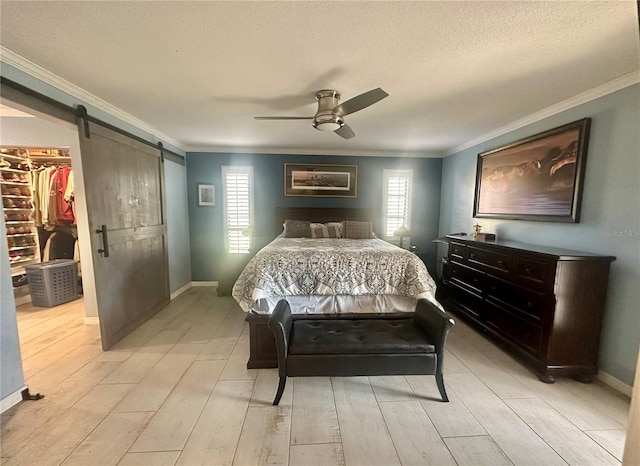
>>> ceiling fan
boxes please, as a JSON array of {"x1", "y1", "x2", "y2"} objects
[{"x1": 254, "y1": 88, "x2": 388, "y2": 139}]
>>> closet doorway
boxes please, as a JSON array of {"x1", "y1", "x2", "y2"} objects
[{"x1": 1, "y1": 101, "x2": 99, "y2": 385}]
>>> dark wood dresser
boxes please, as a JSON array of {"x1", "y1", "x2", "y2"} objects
[{"x1": 441, "y1": 234, "x2": 615, "y2": 383}]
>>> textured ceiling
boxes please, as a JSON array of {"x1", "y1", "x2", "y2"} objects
[{"x1": 1, "y1": 1, "x2": 638, "y2": 156}]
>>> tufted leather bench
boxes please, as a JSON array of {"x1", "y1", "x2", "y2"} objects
[{"x1": 267, "y1": 298, "x2": 455, "y2": 405}]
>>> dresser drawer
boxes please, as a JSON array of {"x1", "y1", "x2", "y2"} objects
[
  {"x1": 485, "y1": 276, "x2": 549, "y2": 322},
  {"x1": 446, "y1": 284, "x2": 485, "y2": 320},
  {"x1": 514, "y1": 256, "x2": 554, "y2": 289},
  {"x1": 449, "y1": 262, "x2": 485, "y2": 295},
  {"x1": 467, "y1": 246, "x2": 512, "y2": 273},
  {"x1": 449, "y1": 241, "x2": 467, "y2": 261},
  {"x1": 485, "y1": 304, "x2": 542, "y2": 357}
]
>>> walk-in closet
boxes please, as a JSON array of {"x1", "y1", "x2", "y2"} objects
[
  {"x1": 0, "y1": 101, "x2": 98, "y2": 396},
  {"x1": 2, "y1": 145, "x2": 80, "y2": 304}
]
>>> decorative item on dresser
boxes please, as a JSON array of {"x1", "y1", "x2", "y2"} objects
[{"x1": 440, "y1": 234, "x2": 615, "y2": 383}]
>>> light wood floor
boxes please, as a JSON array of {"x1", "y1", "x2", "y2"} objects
[{"x1": 1, "y1": 287, "x2": 630, "y2": 466}]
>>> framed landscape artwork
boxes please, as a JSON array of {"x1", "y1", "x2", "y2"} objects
[
  {"x1": 284, "y1": 163, "x2": 357, "y2": 198},
  {"x1": 473, "y1": 118, "x2": 591, "y2": 223}
]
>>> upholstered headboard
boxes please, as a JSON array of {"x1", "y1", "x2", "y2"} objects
[{"x1": 275, "y1": 207, "x2": 375, "y2": 235}]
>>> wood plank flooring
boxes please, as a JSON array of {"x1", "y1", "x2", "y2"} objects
[{"x1": 1, "y1": 287, "x2": 630, "y2": 465}]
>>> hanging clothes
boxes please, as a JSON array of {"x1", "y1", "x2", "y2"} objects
[
  {"x1": 29, "y1": 168, "x2": 41, "y2": 226},
  {"x1": 38, "y1": 166, "x2": 54, "y2": 228},
  {"x1": 42, "y1": 230, "x2": 76, "y2": 261},
  {"x1": 63, "y1": 169, "x2": 76, "y2": 223},
  {"x1": 54, "y1": 167, "x2": 75, "y2": 224}
]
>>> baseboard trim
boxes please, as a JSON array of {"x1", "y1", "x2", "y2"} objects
[
  {"x1": 170, "y1": 282, "x2": 192, "y2": 300},
  {"x1": 1, "y1": 386, "x2": 27, "y2": 414},
  {"x1": 14, "y1": 294, "x2": 31, "y2": 306},
  {"x1": 83, "y1": 316, "x2": 99, "y2": 325},
  {"x1": 191, "y1": 281, "x2": 218, "y2": 287},
  {"x1": 596, "y1": 370, "x2": 632, "y2": 397}
]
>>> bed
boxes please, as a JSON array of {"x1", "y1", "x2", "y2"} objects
[{"x1": 232, "y1": 207, "x2": 441, "y2": 368}]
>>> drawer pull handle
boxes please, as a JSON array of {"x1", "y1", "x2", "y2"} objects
[
  {"x1": 527, "y1": 301, "x2": 534, "y2": 308},
  {"x1": 498, "y1": 260, "x2": 505, "y2": 266},
  {"x1": 525, "y1": 267, "x2": 534, "y2": 274},
  {"x1": 470, "y1": 253, "x2": 476, "y2": 259}
]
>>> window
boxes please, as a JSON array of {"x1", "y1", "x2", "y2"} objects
[
  {"x1": 383, "y1": 169, "x2": 413, "y2": 242},
  {"x1": 222, "y1": 166, "x2": 254, "y2": 253}
]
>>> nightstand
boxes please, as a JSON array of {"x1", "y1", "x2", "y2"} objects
[{"x1": 409, "y1": 247, "x2": 428, "y2": 266}]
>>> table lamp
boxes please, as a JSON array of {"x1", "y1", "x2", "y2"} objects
[{"x1": 393, "y1": 226, "x2": 410, "y2": 249}]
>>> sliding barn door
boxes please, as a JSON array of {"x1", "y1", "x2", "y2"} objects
[{"x1": 77, "y1": 121, "x2": 169, "y2": 350}]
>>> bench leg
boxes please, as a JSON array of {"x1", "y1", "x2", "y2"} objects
[
  {"x1": 435, "y1": 373, "x2": 449, "y2": 402},
  {"x1": 273, "y1": 376, "x2": 287, "y2": 406}
]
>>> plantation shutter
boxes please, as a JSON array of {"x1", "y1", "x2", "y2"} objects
[
  {"x1": 222, "y1": 166, "x2": 253, "y2": 253},
  {"x1": 383, "y1": 169, "x2": 413, "y2": 238}
]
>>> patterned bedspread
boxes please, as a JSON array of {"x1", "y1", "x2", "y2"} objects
[{"x1": 231, "y1": 237, "x2": 439, "y2": 312}]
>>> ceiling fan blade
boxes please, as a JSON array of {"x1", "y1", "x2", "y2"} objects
[
  {"x1": 335, "y1": 124, "x2": 355, "y2": 139},
  {"x1": 254, "y1": 116, "x2": 314, "y2": 120},
  {"x1": 334, "y1": 88, "x2": 389, "y2": 116}
]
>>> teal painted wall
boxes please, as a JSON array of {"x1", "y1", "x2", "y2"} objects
[
  {"x1": 0, "y1": 213, "x2": 24, "y2": 401},
  {"x1": 164, "y1": 160, "x2": 192, "y2": 294},
  {"x1": 186, "y1": 153, "x2": 443, "y2": 280},
  {"x1": 439, "y1": 84, "x2": 640, "y2": 385}
]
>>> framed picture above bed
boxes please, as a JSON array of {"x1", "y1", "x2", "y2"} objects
[
  {"x1": 284, "y1": 163, "x2": 357, "y2": 198},
  {"x1": 473, "y1": 118, "x2": 591, "y2": 223}
]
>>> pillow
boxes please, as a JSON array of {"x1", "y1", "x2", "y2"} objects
[
  {"x1": 311, "y1": 222, "x2": 341, "y2": 239},
  {"x1": 283, "y1": 219, "x2": 311, "y2": 238},
  {"x1": 343, "y1": 220, "x2": 374, "y2": 239}
]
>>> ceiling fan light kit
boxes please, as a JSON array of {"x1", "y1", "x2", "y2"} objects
[{"x1": 254, "y1": 87, "x2": 388, "y2": 140}]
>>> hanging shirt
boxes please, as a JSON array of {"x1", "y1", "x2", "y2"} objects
[
  {"x1": 29, "y1": 169, "x2": 41, "y2": 226},
  {"x1": 63, "y1": 168, "x2": 76, "y2": 224}
]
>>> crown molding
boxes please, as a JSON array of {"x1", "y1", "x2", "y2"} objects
[
  {"x1": 184, "y1": 145, "x2": 443, "y2": 158},
  {"x1": 446, "y1": 71, "x2": 640, "y2": 156},
  {"x1": 0, "y1": 46, "x2": 186, "y2": 151}
]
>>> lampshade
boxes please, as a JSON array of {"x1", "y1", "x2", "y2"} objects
[
  {"x1": 242, "y1": 225, "x2": 254, "y2": 237},
  {"x1": 393, "y1": 226, "x2": 410, "y2": 237}
]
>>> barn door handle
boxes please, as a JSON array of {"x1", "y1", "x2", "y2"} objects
[{"x1": 96, "y1": 225, "x2": 110, "y2": 257}]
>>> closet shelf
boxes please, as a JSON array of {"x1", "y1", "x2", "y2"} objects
[
  {"x1": 0, "y1": 153, "x2": 27, "y2": 161},
  {"x1": 0, "y1": 167, "x2": 30, "y2": 174},
  {"x1": 0, "y1": 181, "x2": 29, "y2": 186},
  {"x1": 6, "y1": 233, "x2": 37, "y2": 237},
  {"x1": 1, "y1": 147, "x2": 70, "y2": 157},
  {"x1": 9, "y1": 257, "x2": 36, "y2": 266},
  {"x1": 5, "y1": 221, "x2": 35, "y2": 225},
  {"x1": 2, "y1": 195, "x2": 31, "y2": 199},
  {"x1": 9, "y1": 246, "x2": 37, "y2": 252},
  {"x1": 3, "y1": 208, "x2": 33, "y2": 211},
  {"x1": 29, "y1": 155, "x2": 71, "y2": 160}
]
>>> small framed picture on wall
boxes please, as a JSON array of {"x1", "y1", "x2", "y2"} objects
[{"x1": 198, "y1": 184, "x2": 215, "y2": 206}]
